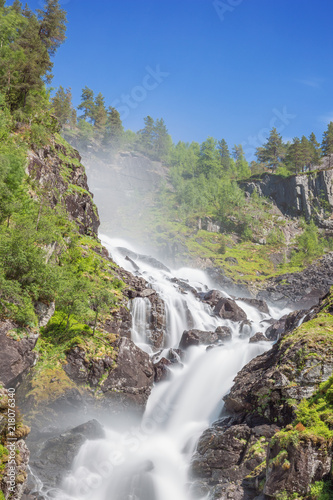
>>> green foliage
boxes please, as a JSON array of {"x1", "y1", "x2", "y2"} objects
[
  {"x1": 309, "y1": 481, "x2": 333, "y2": 500},
  {"x1": 322, "y1": 122, "x2": 333, "y2": 157},
  {"x1": 267, "y1": 227, "x2": 285, "y2": 246},
  {"x1": 137, "y1": 115, "x2": 172, "y2": 160},
  {"x1": 256, "y1": 127, "x2": 285, "y2": 170},
  {"x1": 290, "y1": 220, "x2": 323, "y2": 266}
]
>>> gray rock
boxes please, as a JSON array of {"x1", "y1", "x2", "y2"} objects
[
  {"x1": 213, "y1": 298, "x2": 247, "y2": 322},
  {"x1": 249, "y1": 332, "x2": 269, "y2": 343},
  {"x1": 0, "y1": 320, "x2": 38, "y2": 387}
]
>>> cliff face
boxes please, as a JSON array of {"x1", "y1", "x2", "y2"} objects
[
  {"x1": 28, "y1": 135, "x2": 100, "y2": 237},
  {"x1": 241, "y1": 169, "x2": 333, "y2": 225}
]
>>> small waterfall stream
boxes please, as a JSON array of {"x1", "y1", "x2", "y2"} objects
[{"x1": 55, "y1": 235, "x2": 289, "y2": 500}]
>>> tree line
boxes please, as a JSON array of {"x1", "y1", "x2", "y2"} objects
[{"x1": 253, "y1": 126, "x2": 333, "y2": 175}]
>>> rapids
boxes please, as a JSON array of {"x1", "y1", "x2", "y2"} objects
[{"x1": 52, "y1": 235, "x2": 289, "y2": 500}]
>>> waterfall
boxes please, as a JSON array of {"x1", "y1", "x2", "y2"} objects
[{"x1": 53, "y1": 235, "x2": 289, "y2": 500}]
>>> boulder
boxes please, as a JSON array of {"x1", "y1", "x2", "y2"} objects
[
  {"x1": 153, "y1": 357, "x2": 172, "y2": 383},
  {"x1": 213, "y1": 298, "x2": 247, "y2": 322},
  {"x1": 200, "y1": 289, "x2": 225, "y2": 307},
  {"x1": 238, "y1": 298, "x2": 269, "y2": 314},
  {"x1": 249, "y1": 332, "x2": 269, "y2": 343},
  {"x1": 179, "y1": 327, "x2": 232, "y2": 349},
  {"x1": 27, "y1": 420, "x2": 105, "y2": 491}
]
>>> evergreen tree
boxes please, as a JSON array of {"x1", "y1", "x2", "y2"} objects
[
  {"x1": 154, "y1": 118, "x2": 171, "y2": 160},
  {"x1": 233, "y1": 144, "x2": 251, "y2": 179},
  {"x1": 197, "y1": 137, "x2": 220, "y2": 178},
  {"x1": 309, "y1": 132, "x2": 321, "y2": 168},
  {"x1": 51, "y1": 86, "x2": 72, "y2": 127},
  {"x1": 103, "y1": 106, "x2": 123, "y2": 147},
  {"x1": 37, "y1": 0, "x2": 67, "y2": 56},
  {"x1": 217, "y1": 138, "x2": 232, "y2": 171},
  {"x1": 300, "y1": 135, "x2": 312, "y2": 171},
  {"x1": 138, "y1": 115, "x2": 155, "y2": 151},
  {"x1": 77, "y1": 86, "x2": 95, "y2": 122},
  {"x1": 93, "y1": 92, "x2": 107, "y2": 132},
  {"x1": 322, "y1": 122, "x2": 333, "y2": 158},
  {"x1": 285, "y1": 137, "x2": 303, "y2": 173},
  {"x1": 256, "y1": 127, "x2": 285, "y2": 170}
]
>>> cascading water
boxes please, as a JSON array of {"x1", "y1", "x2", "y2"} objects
[{"x1": 54, "y1": 235, "x2": 290, "y2": 500}]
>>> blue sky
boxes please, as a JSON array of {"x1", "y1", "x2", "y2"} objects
[{"x1": 14, "y1": 0, "x2": 333, "y2": 158}]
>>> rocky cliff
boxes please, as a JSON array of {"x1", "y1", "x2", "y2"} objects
[
  {"x1": 241, "y1": 169, "x2": 333, "y2": 227},
  {"x1": 190, "y1": 290, "x2": 333, "y2": 499}
]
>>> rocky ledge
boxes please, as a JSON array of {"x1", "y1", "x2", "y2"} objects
[{"x1": 190, "y1": 290, "x2": 333, "y2": 499}]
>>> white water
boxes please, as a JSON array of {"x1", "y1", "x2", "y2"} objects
[{"x1": 53, "y1": 235, "x2": 289, "y2": 500}]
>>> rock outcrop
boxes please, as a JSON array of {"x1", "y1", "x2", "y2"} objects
[
  {"x1": 240, "y1": 169, "x2": 333, "y2": 223},
  {"x1": 190, "y1": 290, "x2": 333, "y2": 499},
  {"x1": 28, "y1": 138, "x2": 100, "y2": 236},
  {"x1": 26, "y1": 419, "x2": 105, "y2": 493},
  {"x1": 0, "y1": 322, "x2": 38, "y2": 388},
  {"x1": 256, "y1": 252, "x2": 333, "y2": 308}
]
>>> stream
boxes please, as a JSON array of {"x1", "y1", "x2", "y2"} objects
[{"x1": 52, "y1": 235, "x2": 289, "y2": 500}]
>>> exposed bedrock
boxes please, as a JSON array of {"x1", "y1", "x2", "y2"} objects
[{"x1": 191, "y1": 291, "x2": 333, "y2": 499}]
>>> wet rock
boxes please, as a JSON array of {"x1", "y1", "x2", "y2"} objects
[
  {"x1": 200, "y1": 290, "x2": 225, "y2": 307},
  {"x1": 249, "y1": 332, "x2": 269, "y2": 343},
  {"x1": 179, "y1": 327, "x2": 232, "y2": 349},
  {"x1": 237, "y1": 298, "x2": 269, "y2": 314},
  {"x1": 101, "y1": 337, "x2": 154, "y2": 412},
  {"x1": 28, "y1": 420, "x2": 104, "y2": 491},
  {"x1": 167, "y1": 348, "x2": 184, "y2": 363},
  {"x1": 170, "y1": 277, "x2": 198, "y2": 296},
  {"x1": 153, "y1": 357, "x2": 172, "y2": 383},
  {"x1": 265, "y1": 309, "x2": 306, "y2": 341},
  {"x1": 240, "y1": 319, "x2": 252, "y2": 336},
  {"x1": 213, "y1": 298, "x2": 247, "y2": 322},
  {"x1": 214, "y1": 326, "x2": 233, "y2": 341},
  {"x1": 191, "y1": 422, "x2": 276, "y2": 499},
  {"x1": 117, "y1": 247, "x2": 171, "y2": 273},
  {"x1": 0, "y1": 320, "x2": 38, "y2": 387}
]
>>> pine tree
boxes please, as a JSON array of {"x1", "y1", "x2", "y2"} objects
[
  {"x1": 93, "y1": 92, "x2": 107, "y2": 132},
  {"x1": 154, "y1": 118, "x2": 171, "y2": 160},
  {"x1": 103, "y1": 106, "x2": 123, "y2": 147},
  {"x1": 217, "y1": 138, "x2": 232, "y2": 171},
  {"x1": 286, "y1": 137, "x2": 303, "y2": 173},
  {"x1": 256, "y1": 128, "x2": 285, "y2": 170},
  {"x1": 308, "y1": 132, "x2": 321, "y2": 168},
  {"x1": 299, "y1": 135, "x2": 312, "y2": 171},
  {"x1": 77, "y1": 87, "x2": 95, "y2": 122},
  {"x1": 197, "y1": 137, "x2": 220, "y2": 178},
  {"x1": 51, "y1": 86, "x2": 72, "y2": 127},
  {"x1": 138, "y1": 115, "x2": 155, "y2": 151},
  {"x1": 37, "y1": 0, "x2": 67, "y2": 57},
  {"x1": 233, "y1": 144, "x2": 251, "y2": 179},
  {"x1": 322, "y1": 122, "x2": 333, "y2": 156}
]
